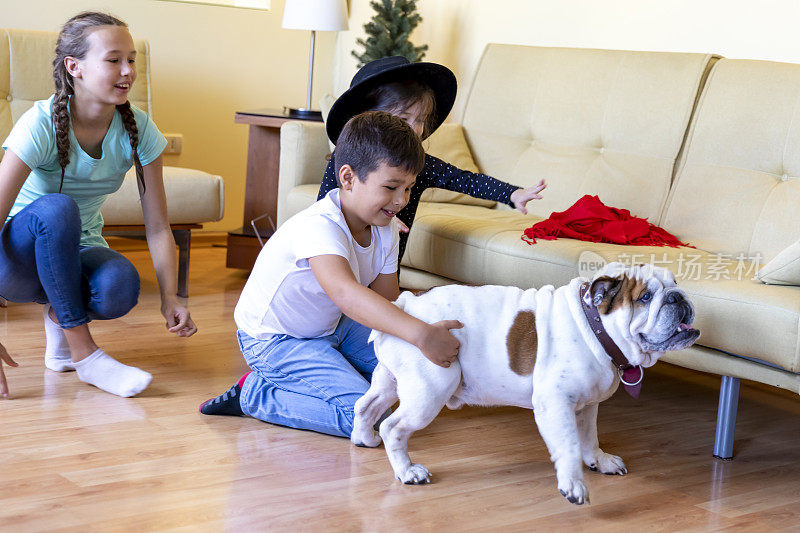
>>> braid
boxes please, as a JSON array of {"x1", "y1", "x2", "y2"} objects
[
  {"x1": 52, "y1": 83, "x2": 72, "y2": 193},
  {"x1": 51, "y1": 11, "x2": 129, "y2": 192},
  {"x1": 117, "y1": 101, "x2": 145, "y2": 197}
]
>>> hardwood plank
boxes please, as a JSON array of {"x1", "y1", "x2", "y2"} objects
[{"x1": 2, "y1": 243, "x2": 800, "y2": 531}]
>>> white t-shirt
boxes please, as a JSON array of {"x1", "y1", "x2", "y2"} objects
[{"x1": 234, "y1": 189, "x2": 400, "y2": 340}]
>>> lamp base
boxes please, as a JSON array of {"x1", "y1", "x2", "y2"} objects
[{"x1": 285, "y1": 107, "x2": 322, "y2": 119}]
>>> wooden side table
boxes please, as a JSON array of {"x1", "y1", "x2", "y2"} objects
[{"x1": 227, "y1": 109, "x2": 323, "y2": 269}]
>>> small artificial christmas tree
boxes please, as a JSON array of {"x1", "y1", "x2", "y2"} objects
[{"x1": 352, "y1": 0, "x2": 428, "y2": 67}]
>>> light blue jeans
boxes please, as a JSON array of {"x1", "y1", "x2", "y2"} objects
[{"x1": 238, "y1": 316, "x2": 378, "y2": 438}]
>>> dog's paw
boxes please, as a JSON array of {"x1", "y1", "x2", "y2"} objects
[
  {"x1": 351, "y1": 427, "x2": 382, "y2": 448},
  {"x1": 558, "y1": 479, "x2": 590, "y2": 505},
  {"x1": 587, "y1": 452, "x2": 627, "y2": 476},
  {"x1": 397, "y1": 463, "x2": 431, "y2": 485}
]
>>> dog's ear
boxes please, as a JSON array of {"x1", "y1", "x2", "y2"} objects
[{"x1": 586, "y1": 275, "x2": 623, "y2": 311}]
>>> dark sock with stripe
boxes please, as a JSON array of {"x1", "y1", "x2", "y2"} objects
[{"x1": 199, "y1": 372, "x2": 250, "y2": 416}]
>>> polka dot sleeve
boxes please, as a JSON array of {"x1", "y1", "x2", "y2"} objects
[
  {"x1": 420, "y1": 154, "x2": 520, "y2": 206},
  {"x1": 317, "y1": 153, "x2": 338, "y2": 201}
]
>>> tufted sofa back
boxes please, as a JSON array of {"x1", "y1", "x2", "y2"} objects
[
  {"x1": 0, "y1": 28, "x2": 151, "y2": 160},
  {"x1": 461, "y1": 44, "x2": 717, "y2": 222},
  {"x1": 660, "y1": 59, "x2": 800, "y2": 262}
]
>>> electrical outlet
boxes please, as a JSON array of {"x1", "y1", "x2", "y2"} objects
[{"x1": 164, "y1": 133, "x2": 183, "y2": 155}]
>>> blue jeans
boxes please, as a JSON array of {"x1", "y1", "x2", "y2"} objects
[
  {"x1": 0, "y1": 194, "x2": 140, "y2": 328},
  {"x1": 238, "y1": 316, "x2": 378, "y2": 438}
]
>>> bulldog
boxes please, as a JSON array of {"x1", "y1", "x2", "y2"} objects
[{"x1": 351, "y1": 262, "x2": 700, "y2": 505}]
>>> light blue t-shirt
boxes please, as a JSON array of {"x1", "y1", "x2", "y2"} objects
[{"x1": 2, "y1": 95, "x2": 167, "y2": 247}]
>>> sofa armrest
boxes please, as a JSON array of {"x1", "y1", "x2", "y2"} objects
[{"x1": 278, "y1": 121, "x2": 329, "y2": 226}]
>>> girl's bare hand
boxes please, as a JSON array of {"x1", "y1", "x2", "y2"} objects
[
  {"x1": 0, "y1": 342, "x2": 19, "y2": 398},
  {"x1": 161, "y1": 302, "x2": 198, "y2": 338},
  {"x1": 510, "y1": 179, "x2": 547, "y2": 215}
]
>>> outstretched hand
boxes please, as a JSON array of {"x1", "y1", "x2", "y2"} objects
[
  {"x1": 510, "y1": 179, "x2": 547, "y2": 214},
  {"x1": 161, "y1": 301, "x2": 198, "y2": 337},
  {"x1": 0, "y1": 341, "x2": 19, "y2": 398}
]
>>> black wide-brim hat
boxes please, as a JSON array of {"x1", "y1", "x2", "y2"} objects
[{"x1": 326, "y1": 56, "x2": 457, "y2": 144}]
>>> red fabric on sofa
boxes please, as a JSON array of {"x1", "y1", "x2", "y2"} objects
[{"x1": 522, "y1": 195, "x2": 692, "y2": 248}]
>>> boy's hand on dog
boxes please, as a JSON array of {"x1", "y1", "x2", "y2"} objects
[
  {"x1": 418, "y1": 320, "x2": 463, "y2": 367},
  {"x1": 510, "y1": 179, "x2": 547, "y2": 215}
]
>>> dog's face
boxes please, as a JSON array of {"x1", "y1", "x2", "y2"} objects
[{"x1": 583, "y1": 262, "x2": 700, "y2": 368}]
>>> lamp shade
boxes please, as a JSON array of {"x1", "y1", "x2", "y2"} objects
[{"x1": 282, "y1": 0, "x2": 348, "y2": 31}]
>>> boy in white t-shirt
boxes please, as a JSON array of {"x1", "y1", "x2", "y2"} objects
[{"x1": 200, "y1": 111, "x2": 463, "y2": 438}]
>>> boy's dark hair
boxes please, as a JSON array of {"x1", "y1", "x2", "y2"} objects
[{"x1": 335, "y1": 111, "x2": 425, "y2": 182}]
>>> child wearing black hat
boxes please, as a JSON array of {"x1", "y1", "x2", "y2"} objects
[{"x1": 318, "y1": 56, "x2": 547, "y2": 260}]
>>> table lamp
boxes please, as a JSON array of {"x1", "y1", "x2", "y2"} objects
[{"x1": 282, "y1": 0, "x2": 348, "y2": 118}]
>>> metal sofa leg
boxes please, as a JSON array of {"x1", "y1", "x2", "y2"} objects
[
  {"x1": 173, "y1": 229, "x2": 191, "y2": 299},
  {"x1": 713, "y1": 375, "x2": 740, "y2": 460}
]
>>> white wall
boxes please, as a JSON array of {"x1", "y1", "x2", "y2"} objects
[{"x1": 337, "y1": 0, "x2": 800, "y2": 121}]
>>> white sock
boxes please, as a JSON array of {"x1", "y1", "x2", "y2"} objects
[
  {"x1": 43, "y1": 304, "x2": 74, "y2": 372},
  {"x1": 73, "y1": 349, "x2": 152, "y2": 398}
]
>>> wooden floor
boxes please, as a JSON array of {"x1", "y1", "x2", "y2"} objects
[{"x1": 2, "y1": 237, "x2": 800, "y2": 532}]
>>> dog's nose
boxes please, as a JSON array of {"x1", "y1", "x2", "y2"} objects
[{"x1": 666, "y1": 291, "x2": 683, "y2": 305}]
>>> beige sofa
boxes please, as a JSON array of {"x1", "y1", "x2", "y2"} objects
[
  {"x1": 0, "y1": 28, "x2": 224, "y2": 297},
  {"x1": 277, "y1": 44, "x2": 800, "y2": 459}
]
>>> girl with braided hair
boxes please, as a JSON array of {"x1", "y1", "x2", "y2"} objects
[{"x1": 0, "y1": 12, "x2": 197, "y2": 399}]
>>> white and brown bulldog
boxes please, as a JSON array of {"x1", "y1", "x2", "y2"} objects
[{"x1": 352, "y1": 262, "x2": 699, "y2": 505}]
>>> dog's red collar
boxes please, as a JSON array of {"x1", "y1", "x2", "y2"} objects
[{"x1": 579, "y1": 282, "x2": 643, "y2": 398}]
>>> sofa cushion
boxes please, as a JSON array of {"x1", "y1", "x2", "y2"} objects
[
  {"x1": 420, "y1": 123, "x2": 496, "y2": 208},
  {"x1": 402, "y1": 202, "x2": 800, "y2": 372},
  {"x1": 661, "y1": 59, "x2": 800, "y2": 262},
  {"x1": 401, "y1": 202, "x2": 536, "y2": 284},
  {"x1": 461, "y1": 44, "x2": 716, "y2": 222},
  {"x1": 100, "y1": 166, "x2": 224, "y2": 225},
  {"x1": 757, "y1": 240, "x2": 800, "y2": 285}
]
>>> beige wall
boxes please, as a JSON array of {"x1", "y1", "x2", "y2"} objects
[
  {"x1": 7, "y1": 0, "x2": 799, "y2": 233},
  {"x1": 2, "y1": 0, "x2": 337, "y2": 232},
  {"x1": 336, "y1": 0, "x2": 800, "y2": 122}
]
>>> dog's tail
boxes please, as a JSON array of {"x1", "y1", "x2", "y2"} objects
[{"x1": 368, "y1": 290, "x2": 414, "y2": 345}]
